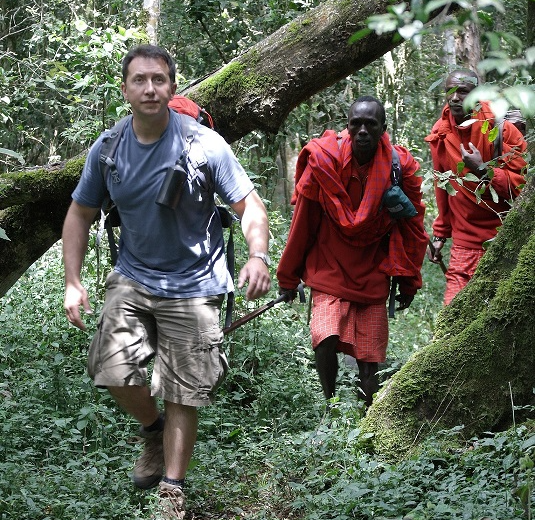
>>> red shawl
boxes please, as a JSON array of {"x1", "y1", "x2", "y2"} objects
[
  {"x1": 424, "y1": 101, "x2": 527, "y2": 204},
  {"x1": 292, "y1": 131, "x2": 427, "y2": 279}
]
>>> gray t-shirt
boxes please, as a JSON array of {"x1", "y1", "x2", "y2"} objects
[{"x1": 73, "y1": 109, "x2": 254, "y2": 298}]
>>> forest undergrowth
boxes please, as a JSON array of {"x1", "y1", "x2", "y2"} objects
[{"x1": 0, "y1": 209, "x2": 534, "y2": 520}]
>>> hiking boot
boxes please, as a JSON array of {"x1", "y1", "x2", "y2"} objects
[
  {"x1": 156, "y1": 480, "x2": 186, "y2": 520},
  {"x1": 133, "y1": 428, "x2": 164, "y2": 489}
]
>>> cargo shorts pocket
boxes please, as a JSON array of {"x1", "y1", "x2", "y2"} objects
[{"x1": 199, "y1": 327, "x2": 228, "y2": 397}]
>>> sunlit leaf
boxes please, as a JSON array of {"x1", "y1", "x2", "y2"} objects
[
  {"x1": 458, "y1": 118, "x2": 478, "y2": 128},
  {"x1": 446, "y1": 183, "x2": 457, "y2": 196},
  {"x1": 464, "y1": 173, "x2": 480, "y2": 182},
  {"x1": 74, "y1": 19, "x2": 88, "y2": 32},
  {"x1": 398, "y1": 20, "x2": 424, "y2": 40},
  {"x1": 489, "y1": 184, "x2": 499, "y2": 203},
  {"x1": 348, "y1": 28, "x2": 372, "y2": 44},
  {"x1": 526, "y1": 46, "x2": 535, "y2": 65},
  {"x1": 503, "y1": 86, "x2": 535, "y2": 117},
  {"x1": 0, "y1": 227, "x2": 10, "y2": 241},
  {"x1": 464, "y1": 85, "x2": 500, "y2": 111},
  {"x1": 0, "y1": 147, "x2": 25, "y2": 164},
  {"x1": 488, "y1": 97, "x2": 510, "y2": 121},
  {"x1": 477, "y1": 0, "x2": 505, "y2": 13}
]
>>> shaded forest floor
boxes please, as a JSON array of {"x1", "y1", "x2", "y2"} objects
[{"x1": 0, "y1": 225, "x2": 533, "y2": 519}]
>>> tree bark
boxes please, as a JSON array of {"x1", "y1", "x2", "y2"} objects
[
  {"x1": 360, "y1": 174, "x2": 535, "y2": 461},
  {"x1": 182, "y1": 0, "x2": 402, "y2": 143}
]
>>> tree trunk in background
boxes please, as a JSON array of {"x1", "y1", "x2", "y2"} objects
[
  {"x1": 455, "y1": 22, "x2": 481, "y2": 74},
  {"x1": 527, "y1": 0, "x2": 535, "y2": 155},
  {"x1": 361, "y1": 175, "x2": 535, "y2": 461},
  {"x1": 144, "y1": 0, "x2": 160, "y2": 45}
]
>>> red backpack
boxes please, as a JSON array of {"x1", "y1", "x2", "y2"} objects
[{"x1": 168, "y1": 95, "x2": 214, "y2": 129}]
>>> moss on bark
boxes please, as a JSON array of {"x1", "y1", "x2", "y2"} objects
[{"x1": 361, "y1": 178, "x2": 535, "y2": 462}]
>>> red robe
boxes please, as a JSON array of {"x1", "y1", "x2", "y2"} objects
[
  {"x1": 277, "y1": 131, "x2": 428, "y2": 304},
  {"x1": 425, "y1": 101, "x2": 527, "y2": 248}
]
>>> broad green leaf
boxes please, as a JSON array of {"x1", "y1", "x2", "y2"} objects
[
  {"x1": 521, "y1": 434, "x2": 535, "y2": 451},
  {"x1": 464, "y1": 173, "x2": 480, "y2": 182},
  {"x1": 477, "y1": 0, "x2": 505, "y2": 13},
  {"x1": 427, "y1": 77, "x2": 443, "y2": 93},
  {"x1": 425, "y1": 0, "x2": 464, "y2": 15},
  {"x1": 503, "y1": 86, "x2": 535, "y2": 117},
  {"x1": 489, "y1": 184, "x2": 499, "y2": 203},
  {"x1": 481, "y1": 119, "x2": 489, "y2": 134},
  {"x1": 464, "y1": 85, "x2": 500, "y2": 111},
  {"x1": 348, "y1": 28, "x2": 372, "y2": 44},
  {"x1": 488, "y1": 125, "x2": 499, "y2": 142},
  {"x1": 74, "y1": 19, "x2": 88, "y2": 32},
  {"x1": 0, "y1": 147, "x2": 25, "y2": 164},
  {"x1": 488, "y1": 97, "x2": 509, "y2": 121},
  {"x1": 457, "y1": 161, "x2": 465, "y2": 173},
  {"x1": 445, "y1": 183, "x2": 457, "y2": 196},
  {"x1": 398, "y1": 20, "x2": 424, "y2": 40},
  {"x1": 483, "y1": 31, "x2": 501, "y2": 51}
]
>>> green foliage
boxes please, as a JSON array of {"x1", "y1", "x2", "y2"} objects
[
  {"x1": 0, "y1": 0, "x2": 145, "y2": 172},
  {"x1": 353, "y1": 0, "x2": 535, "y2": 123},
  {"x1": 1, "y1": 215, "x2": 533, "y2": 518},
  {"x1": 1, "y1": 0, "x2": 534, "y2": 515}
]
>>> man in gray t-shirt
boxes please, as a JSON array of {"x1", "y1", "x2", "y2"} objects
[{"x1": 62, "y1": 44, "x2": 271, "y2": 517}]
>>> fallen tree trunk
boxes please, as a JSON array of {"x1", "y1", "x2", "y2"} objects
[{"x1": 361, "y1": 175, "x2": 535, "y2": 461}]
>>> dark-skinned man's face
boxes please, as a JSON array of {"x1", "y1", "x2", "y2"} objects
[
  {"x1": 347, "y1": 101, "x2": 386, "y2": 161},
  {"x1": 445, "y1": 72, "x2": 477, "y2": 125}
]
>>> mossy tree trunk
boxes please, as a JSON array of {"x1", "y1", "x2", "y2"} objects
[{"x1": 361, "y1": 175, "x2": 535, "y2": 461}]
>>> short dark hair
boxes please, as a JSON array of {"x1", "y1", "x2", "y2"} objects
[
  {"x1": 349, "y1": 96, "x2": 386, "y2": 125},
  {"x1": 122, "y1": 44, "x2": 176, "y2": 84}
]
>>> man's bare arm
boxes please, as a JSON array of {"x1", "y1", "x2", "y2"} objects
[{"x1": 62, "y1": 201, "x2": 100, "y2": 330}]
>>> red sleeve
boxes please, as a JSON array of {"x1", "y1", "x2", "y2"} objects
[
  {"x1": 276, "y1": 195, "x2": 322, "y2": 290},
  {"x1": 489, "y1": 121, "x2": 527, "y2": 200},
  {"x1": 428, "y1": 141, "x2": 453, "y2": 239},
  {"x1": 395, "y1": 147, "x2": 429, "y2": 295}
]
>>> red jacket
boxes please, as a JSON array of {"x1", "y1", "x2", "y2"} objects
[
  {"x1": 425, "y1": 102, "x2": 527, "y2": 248},
  {"x1": 277, "y1": 131, "x2": 428, "y2": 304}
]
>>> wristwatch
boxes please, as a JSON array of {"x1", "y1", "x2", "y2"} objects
[
  {"x1": 432, "y1": 236, "x2": 447, "y2": 243},
  {"x1": 249, "y1": 252, "x2": 271, "y2": 266}
]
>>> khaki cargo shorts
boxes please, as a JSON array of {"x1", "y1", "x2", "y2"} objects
[{"x1": 88, "y1": 271, "x2": 228, "y2": 407}]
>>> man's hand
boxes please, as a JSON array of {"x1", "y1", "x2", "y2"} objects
[
  {"x1": 395, "y1": 293, "x2": 414, "y2": 311},
  {"x1": 427, "y1": 240, "x2": 445, "y2": 264},
  {"x1": 460, "y1": 142, "x2": 484, "y2": 175},
  {"x1": 237, "y1": 258, "x2": 271, "y2": 300},
  {"x1": 278, "y1": 286, "x2": 298, "y2": 303},
  {"x1": 64, "y1": 282, "x2": 93, "y2": 330}
]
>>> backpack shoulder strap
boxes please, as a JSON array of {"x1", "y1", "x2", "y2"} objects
[
  {"x1": 391, "y1": 147, "x2": 402, "y2": 187},
  {"x1": 98, "y1": 115, "x2": 131, "y2": 267},
  {"x1": 178, "y1": 113, "x2": 237, "y2": 328},
  {"x1": 99, "y1": 115, "x2": 132, "y2": 185},
  {"x1": 178, "y1": 114, "x2": 213, "y2": 189}
]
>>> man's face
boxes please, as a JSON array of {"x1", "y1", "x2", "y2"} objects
[
  {"x1": 347, "y1": 101, "x2": 386, "y2": 158},
  {"x1": 445, "y1": 72, "x2": 477, "y2": 124},
  {"x1": 121, "y1": 56, "x2": 176, "y2": 118}
]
